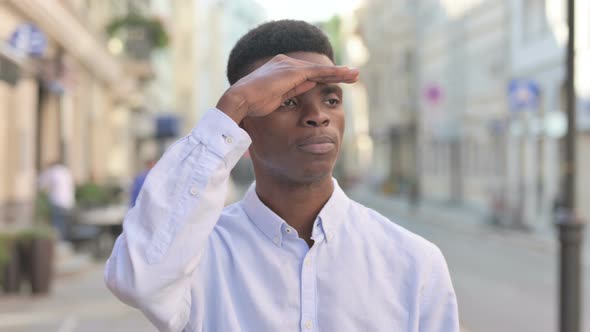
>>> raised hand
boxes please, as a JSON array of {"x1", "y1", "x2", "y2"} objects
[{"x1": 216, "y1": 54, "x2": 359, "y2": 124}]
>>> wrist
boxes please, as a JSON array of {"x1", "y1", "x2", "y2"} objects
[{"x1": 216, "y1": 89, "x2": 249, "y2": 124}]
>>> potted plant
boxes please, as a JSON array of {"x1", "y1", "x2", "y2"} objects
[
  {"x1": 0, "y1": 232, "x2": 21, "y2": 294},
  {"x1": 17, "y1": 225, "x2": 57, "y2": 295},
  {"x1": 74, "y1": 182, "x2": 125, "y2": 258},
  {"x1": 77, "y1": 181, "x2": 127, "y2": 208}
]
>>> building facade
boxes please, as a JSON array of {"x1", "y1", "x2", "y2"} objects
[
  {"x1": 0, "y1": 0, "x2": 141, "y2": 228},
  {"x1": 357, "y1": 1, "x2": 427, "y2": 202},
  {"x1": 171, "y1": 0, "x2": 266, "y2": 136},
  {"x1": 357, "y1": 0, "x2": 590, "y2": 231}
]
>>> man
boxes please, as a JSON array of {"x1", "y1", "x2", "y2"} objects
[
  {"x1": 129, "y1": 159, "x2": 156, "y2": 208},
  {"x1": 105, "y1": 20, "x2": 459, "y2": 331},
  {"x1": 38, "y1": 161, "x2": 75, "y2": 240}
]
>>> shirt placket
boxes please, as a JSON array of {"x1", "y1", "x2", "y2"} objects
[
  {"x1": 300, "y1": 247, "x2": 317, "y2": 332},
  {"x1": 301, "y1": 217, "x2": 329, "y2": 332}
]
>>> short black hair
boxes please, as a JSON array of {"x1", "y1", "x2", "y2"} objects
[{"x1": 226, "y1": 20, "x2": 334, "y2": 85}]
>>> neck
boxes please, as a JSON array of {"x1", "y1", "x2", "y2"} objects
[{"x1": 254, "y1": 172, "x2": 334, "y2": 245}]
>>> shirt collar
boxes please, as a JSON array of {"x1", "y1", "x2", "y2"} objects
[
  {"x1": 242, "y1": 182, "x2": 286, "y2": 247},
  {"x1": 240, "y1": 178, "x2": 350, "y2": 247},
  {"x1": 317, "y1": 179, "x2": 350, "y2": 243}
]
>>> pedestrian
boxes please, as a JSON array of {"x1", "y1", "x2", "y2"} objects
[
  {"x1": 38, "y1": 161, "x2": 75, "y2": 240},
  {"x1": 105, "y1": 20, "x2": 459, "y2": 331},
  {"x1": 129, "y1": 159, "x2": 156, "y2": 208}
]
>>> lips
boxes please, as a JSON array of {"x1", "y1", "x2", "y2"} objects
[{"x1": 296, "y1": 135, "x2": 337, "y2": 154}]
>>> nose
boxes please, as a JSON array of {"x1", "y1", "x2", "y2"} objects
[{"x1": 301, "y1": 102, "x2": 330, "y2": 127}]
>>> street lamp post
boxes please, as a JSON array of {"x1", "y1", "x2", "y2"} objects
[{"x1": 556, "y1": 0, "x2": 585, "y2": 331}]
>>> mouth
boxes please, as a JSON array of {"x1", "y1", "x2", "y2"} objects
[{"x1": 296, "y1": 135, "x2": 337, "y2": 155}]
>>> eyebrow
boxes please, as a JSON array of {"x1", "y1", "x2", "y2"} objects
[{"x1": 320, "y1": 85, "x2": 343, "y2": 96}]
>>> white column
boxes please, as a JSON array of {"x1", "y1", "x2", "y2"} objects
[{"x1": 10, "y1": 77, "x2": 38, "y2": 203}]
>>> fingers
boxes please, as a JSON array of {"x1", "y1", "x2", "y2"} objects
[
  {"x1": 304, "y1": 66, "x2": 359, "y2": 82},
  {"x1": 311, "y1": 72, "x2": 360, "y2": 84},
  {"x1": 276, "y1": 54, "x2": 359, "y2": 83},
  {"x1": 284, "y1": 81, "x2": 317, "y2": 99},
  {"x1": 282, "y1": 65, "x2": 357, "y2": 100}
]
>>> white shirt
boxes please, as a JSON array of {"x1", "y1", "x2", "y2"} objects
[
  {"x1": 38, "y1": 164, "x2": 75, "y2": 209},
  {"x1": 105, "y1": 108, "x2": 459, "y2": 332}
]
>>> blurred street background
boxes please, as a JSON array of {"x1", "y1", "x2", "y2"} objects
[{"x1": 0, "y1": 0, "x2": 588, "y2": 331}]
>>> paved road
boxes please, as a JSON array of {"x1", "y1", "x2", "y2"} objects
[{"x1": 0, "y1": 263, "x2": 156, "y2": 332}]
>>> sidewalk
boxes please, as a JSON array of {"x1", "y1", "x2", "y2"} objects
[
  {"x1": 0, "y1": 263, "x2": 154, "y2": 332},
  {"x1": 348, "y1": 185, "x2": 590, "y2": 268}
]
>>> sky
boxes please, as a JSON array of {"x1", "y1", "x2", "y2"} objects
[{"x1": 254, "y1": 0, "x2": 364, "y2": 22}]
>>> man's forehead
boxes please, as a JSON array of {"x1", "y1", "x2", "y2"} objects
[
  {"x1": 249, "y1": 51, "x2": 335, "y2": 72},
  {"x1": 318, "y1": 84, "x2": 343, "y2": 96},
  {"x1": 282, "y1": 51, "x2": 335, "y2": 65}
]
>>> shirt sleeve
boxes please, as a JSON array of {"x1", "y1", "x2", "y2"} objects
[
  {"x1": 419, "y1": 244, "x2": 460, "y2": 332},
  {"x1": 104, "y1": 108, "x2": 251, "y2": 332}
]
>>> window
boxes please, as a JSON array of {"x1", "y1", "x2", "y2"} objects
[{"x1": 523, "y1": 0, "x2": 549, "y2": 41}]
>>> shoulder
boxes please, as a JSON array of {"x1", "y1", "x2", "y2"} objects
[
  {"x1": 206, "y1": 201, "x2": 261, "y2": 255},
  {"x1": 213, "y1": 201, "x2": 251, "y2": 235},
  {"x1": 219, "y1": 201, "x2": 246, "y2": 219},
  {"x1": 347, "y1": 199, "x2": 441, "y2": 259}
]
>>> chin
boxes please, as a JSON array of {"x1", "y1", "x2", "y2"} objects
[
  {"x1": 294, "y1": 157, "x2": 338, "y2": 181},
  {"x1": 255, "y1": 155, "x2": 336, "y2": 185},
  {"x1": 290, "y1": 168, "x2": 333, "y2": 184}
]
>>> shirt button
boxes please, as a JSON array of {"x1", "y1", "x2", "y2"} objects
[
  {"x1": 224, "y1": 135, "x2": 234, "y2": 144},
  {"x1": 285, "y1": 228, "x2": 292, "y2": 234},
  {"x1": 304, "y1": 320, "x2": 313, "y2": 330},
  {"x1": 327, "y1": 232, "x2": 334, "y2": 240},
  {"x1": 190, "y1": 186, "x2": 198, "y2": 196},
  {"x1": 304, "y1": 258, "x2": 312, "y2": 267}
]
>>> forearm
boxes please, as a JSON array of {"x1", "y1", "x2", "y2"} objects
[
  {"x1": 216, "y1": 89, "x2": 249, "y2": 124},
  {"x1": 104, "y1": 109, "x2": 251, "y2": 331}
]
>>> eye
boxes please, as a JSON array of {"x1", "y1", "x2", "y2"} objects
[
  {"x1": 324, "y1": 98, "x2": 341, "y2": 107},
  {"x1": 280, "y1": 98, "x2": 297, "y2": 107}
]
